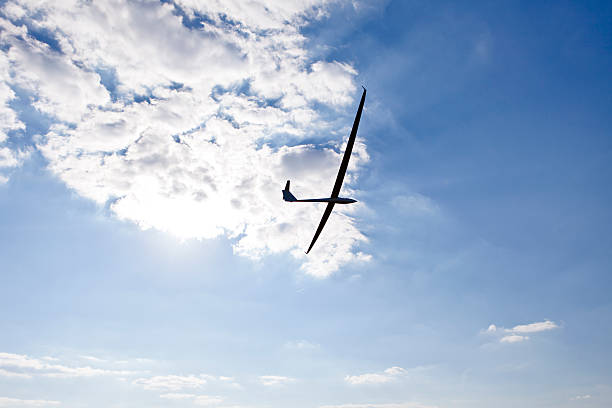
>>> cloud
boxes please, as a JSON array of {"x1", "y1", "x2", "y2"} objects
[
  {"x1": 483, "y1": 320, "x2": 560, "y2": 344},
  {"x1": 0, "y1": 352, "x2": 138, "y2": 379},
  {"x1": 0, "y1": 0, "x2": 369, "y2": 277},
  {"x1": 0, "y1": 397, "x2": 60, "y2": 407},
  {"x1": 0, "y1": 368, "x2": 32, "y2": 379},
  {"x1": 391, "y1": 194, "x2": 438, "y2": 214},
  {"x1": 284, "y1": 340, "x2": 320, "y2": 350},
  {"x1": 0, "y1": 48, "x2": 25, "y2": 181},
  {"x1": 345, "y1": 366, "x2": 408, "y2": 385},
  {"x1": 320, "y1": 403, "x2": 438, "y2": 408},
  {"x1": 160, "y1": 393, "x2": 197, "y2": 400},
  {"x1": 500, "y1": 335, "x2": 529, "y2": 343},
  {"x1": 78, "y1": 355, "x2": 106, "y2": 363},
  {"x1": 132, "y1": 375, "x2": 207, "y2": 391},
  {"x1": 194, "y1": 395, "x2": 225, "y2": 406},
  {"x1": 508, "y1": 320, "x2": 559, "y2": 334},
  {"x1": 258, "y1": 375, "x2": 296, "y2": 386},
  {"x1": 158, "y1": 392, "x2": 225, "y2": 406},
  {"x1": 570, "y1": 394, "x2": 591, "y2": 400}
]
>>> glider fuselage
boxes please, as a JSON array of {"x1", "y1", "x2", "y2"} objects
[{"x1": 282, "y1": 87, "x2": 366, "y2": 254}]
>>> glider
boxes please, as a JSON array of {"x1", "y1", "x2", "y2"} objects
[{"x1": 282, "y1": 87, "x2": 366, "y2": 254}]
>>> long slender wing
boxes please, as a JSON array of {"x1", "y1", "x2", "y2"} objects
[
  {"x1": 305, "y1": 203, "x2": 335, "y2": 254},
  {"x1": 330, "y1": 87, "x2": 366, "y2": 198}
]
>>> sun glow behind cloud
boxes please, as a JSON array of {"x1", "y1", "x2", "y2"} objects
[{"x1": 0, "y1": 0, "x2": 370, "y2": 277}]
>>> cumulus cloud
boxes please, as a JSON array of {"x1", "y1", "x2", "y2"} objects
[
  {"x1": 0, "y1": 352, "x2": 138, "y2": 379},
  {"x1": 132, "y1": 375, "x2": 207, "y2": 391},
  {"x1": 0, "y1": 397, "x2": 60, "y2": 407},
  {"x1": 345, "y1": 366, "x2": 408, "y2": 385},
  {"x1": 483, "y1": 320, "x2": 559, "y2": 344},
  {"x1": 0, "y1": 0, "x2": 369, "y2": 276},
  {"x1": 258, "y1": 375, "x2": 296, "y2": 386},
  {"x1": 0, "y1": 47, "x2": 25, "y2": 180}
]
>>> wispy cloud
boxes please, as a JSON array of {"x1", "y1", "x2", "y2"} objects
[
  {"x1": 159, "y1": 393, "x2": 197, "y2": 400},
  {"x1": 0, "y1": 352, "x2": 138, "y2": 379},
  {"x1": 483, "y1": 320, "x2": 560, "y2": 344},
  {"x1": 500, "y1": 335, "x2": 529, "y2": 343},
  {"x1": 320, "y1": 403, "x2": 438, "y2": 408},
  {"x1": 78, "y1": 355, "x2": 106, "y2": 363},
  {"x1": 132, "y1": 375, "x2": 207, "y2": 391},
  {"x1": 0, "y1": 397, "x2": 60, "y2": 407},
  {"x1": 570, "y1": 394, "x2": 591, "y2": 400},
  {"x1": 158, "y1": 392, "x2": 227, "y2": 406},
  {"x1": 0, "y1": 368, "x2": 32, "y2": 379},
  {"x1": 258, "y1": 375, "x2": 296, "y2": 386},
  {"x1": 508, "y1": 321, "x2": 559, "y2": 333},
  {"x1": 194, "y1": 395, "x2": 225, "y2": 406},
  {"x1": 345, "y1": 367, "x2": 408, "y2": 385},
  {"x1": 391, "y1": 194, "x2": 438, "y2": 214}
]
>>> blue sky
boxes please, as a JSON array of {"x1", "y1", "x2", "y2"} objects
[{"x1": 0, "y1": 1, "x2": 611, "y2": 407}]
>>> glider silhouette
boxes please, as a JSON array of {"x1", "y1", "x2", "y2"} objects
[{"x1": 282, "y1": 87, "x2": 366, "y2": 254}]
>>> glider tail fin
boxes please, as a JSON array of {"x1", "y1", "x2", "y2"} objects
[{"x1": 282, "y1": 180, "x2": 297, "y2": 202}]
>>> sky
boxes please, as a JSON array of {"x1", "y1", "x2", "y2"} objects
[{"x1": 0, "y1": 0, "x2": 611, "y2": 407}]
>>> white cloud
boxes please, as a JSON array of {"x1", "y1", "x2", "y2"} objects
[
  {"x1": 78, "y1": 355, "x2": 106, "y2": 363},
  {"x1": 0, "y1": 146, "x2": 28, "y2": 168},
  {"x1": 194, "y1": 395, "x2": 224, "y2": 406},
  {"x1": 483, "y1": 320, "x2": 559, "y2": 344},
  {"x1": 500, "y1": 335, "x2": 529, "y2": 343},
  {"x1": 0, "y1": 368, "x2": 32, "y2": 379},
  {"x1": 258, "y1": 375, "x2": 296, "y2": 386},
  {"x1": 158, "y1": 392, "x2": 224, "y2": 406},
  {"x1": 0, "y1": 352, "x2": 138, "y2": 379},
  {"x1": 320, "y1": 403, "x2": 438, "y2": 408},
  {"x1": 0, "y1": 51, "x2": 24, "y2": 143},
  {"x1": 159, "y1": 393, "x2": 196, "y2": 400},
  {"x1": 508, "y1": 320, "x2": 559, "y2": 334},
  {"x1": 0, "y1": 0, "x2": 369, "y2": 277},
  {"x1": 571, "y1": 394, "x2": 591, "y2": 400},
  {"x1": 0, "y1": 397, "x2": 60, "y2": 407},
  {"x1": 345, "y1": 366, "x2": 408, "y2": 385},
  {"x1": 132, "y1": 375, "x2": 207, "y2": 391}
]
